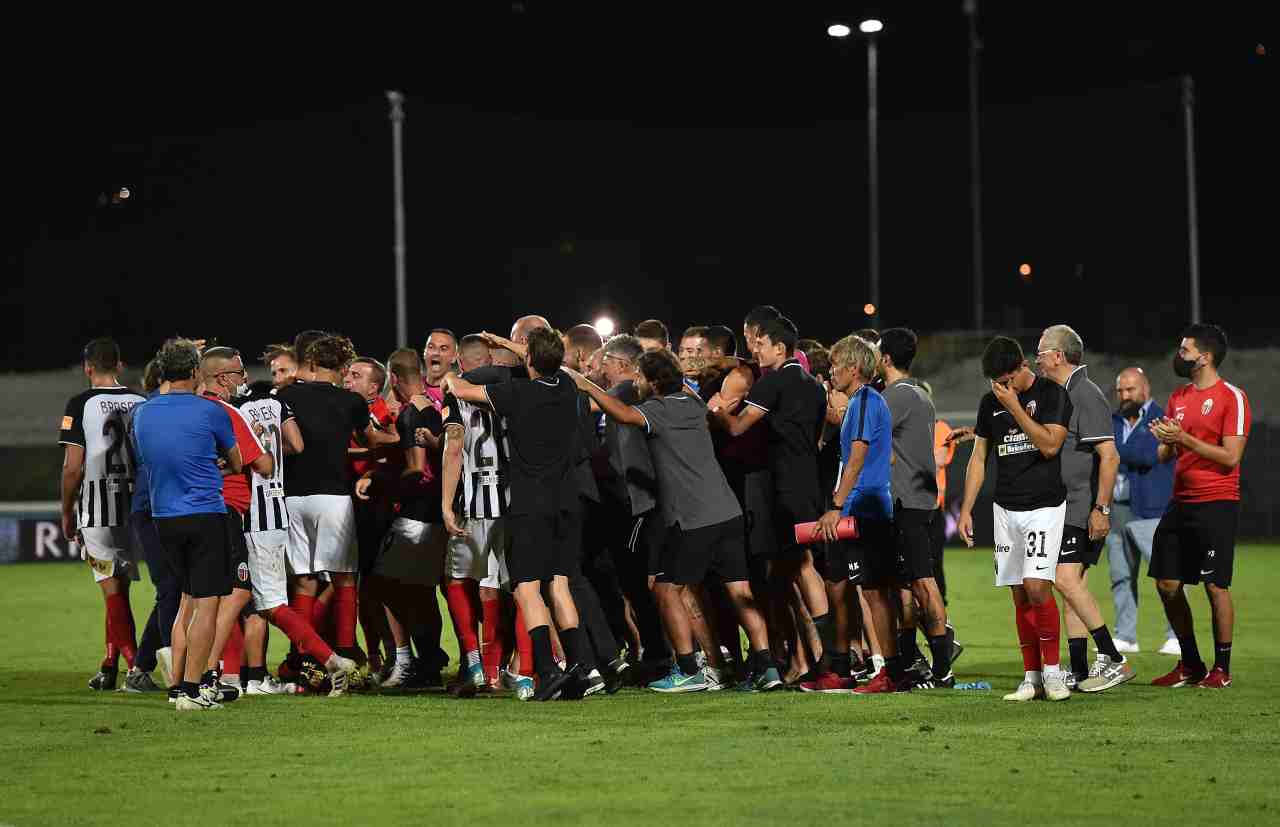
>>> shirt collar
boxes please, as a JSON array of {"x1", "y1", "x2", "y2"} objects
[{"x1": 1065, "y1": 364, "x2": 1089, "y2": 389}]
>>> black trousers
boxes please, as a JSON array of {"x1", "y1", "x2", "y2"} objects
[{"x1": 130, "y1": 510, "x2": 181, "y2": 673}]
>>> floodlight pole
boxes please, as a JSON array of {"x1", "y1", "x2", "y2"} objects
[
  {"x1": 1182, "y1": 75, "x2": 1201, "y2": 324},
  {"x1": 866, "y1": 34, "x2": 880, "y2": 330},
  {"x1": 964, "y1": 0, "x2": 985, "y2": 333},
  {"x1": 388, "y1": 90, "x2": 408, "y2": 348}
]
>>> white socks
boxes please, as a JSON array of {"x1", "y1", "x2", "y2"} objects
[{"x1": 395, "y1": 646, "x2": 411, "y2": 667}]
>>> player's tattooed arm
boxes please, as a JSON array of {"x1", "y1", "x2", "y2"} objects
[{"x1": 441, "y1": 423, "x2": 466, "y2": 537}]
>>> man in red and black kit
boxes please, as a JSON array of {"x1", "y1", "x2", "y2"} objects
[
  {"x1": 1148, "y1": 324, "x2": 1251, "y2": 689},
  {"x1": 344, "y1": 356, "x2": 398, "y2": 672}
]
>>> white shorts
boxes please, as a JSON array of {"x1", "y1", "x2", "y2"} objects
[
  {"x1": 375, "y1": 518, "x2": 446, "y2": 586},
  {"x1": 445, "y1": 517, "x2": 509, "y2": 588},
  {"x1": 245, "y1": 529, "x2": 289, "y2": 611},
  {"x1": 993, "y1": 502, "x2": 1065, "y2": 587},
  {"x1": 285, "y1": 495, "x2": 357, "y2": 575},
  {"x1": 79, "y1": 525, "x2": 139, "y2": 584}
]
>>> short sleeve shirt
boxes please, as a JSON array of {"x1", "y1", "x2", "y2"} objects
[
  {"x1": 839, "y1": 385, "x2": 893, "y2": 521},
  {"x1": 483, "y1": 370, "x2": 578, "y2": 515},
  {"x1": 744, "y1": 359, "x2": 827, "y2": 505},
  {"x1": 1060, "y1": 366, "x2": 1115, "y2": 528},
  {"x1": 975, "y1": 376, "x2": 1073, "y2": 511},
  {"x1": 202, "y1": 392, "x2": 265, "y2": 516},
  {"x1": 636, "y1": 392, "x2": 741, "y2": 530},
  {"x1": 1167, "y1": 379, "x2": 1252, "y2": 503},
  {"x1": 602, "y1": 380, "x2": 659, "y2": 516},
  {"x1": 133, "y1": 393, "x2": 236, "y2": 518},
  {"x1": 395, "y1": 401, "x2": 443, "y2": 522},
  {"x1": 277, "y1": 381, "x2": 370, "y2": 497},
  {"x1": 883, "y1": 379, "x2": 939, "y2": 511}
]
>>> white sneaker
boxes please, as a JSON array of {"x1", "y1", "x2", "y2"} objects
[
  {"x1": 156, "y1": 647, "x2": 173, "y2": 687},
  {"x1": 1114, "y1": 639, "x2": 1140, "y2": 654},
  {"x1": 1002, "y1": 680, "x2": 1045, "y2": 702},
  {"x1": 245, "y1": 675, "x2": 299, "y2": 695},
  {"x1": 1043, "y1": 671, "x2": 1071, "y2": 701},
  {"x1": 703, "y1": 665, "x2": 730, "y2": 692},
  {"x1": 175, "y1": 693, "x2": 222, "y2": 711},
  {"x1": 1158, "y1": 638, "x2": 1182, "y2": 656},
  {"x1": 327, "y1": 656, "x2": 358, "y2": 697},
  {"x1": 378, "y1": 660, "x2": 412, "y2": 690}
]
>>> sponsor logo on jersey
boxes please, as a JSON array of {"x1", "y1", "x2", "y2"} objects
[{"x1": 1202, "y1": 398, "x2": 1214, "y2": 416}]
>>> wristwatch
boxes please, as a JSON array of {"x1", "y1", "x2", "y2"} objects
[{"x1": 1093, "y1": 504, "x2": 1111, "y2": 516}]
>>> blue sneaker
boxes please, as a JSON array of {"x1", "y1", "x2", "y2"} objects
[
  {"x1": 753, "y1": 666, "x2": 783, "y2": 692},
  {"x1": 452, "y1": 663, "x2": 486, "y2": 698},
  {"x1": 514, "y1": 675, "x2": 535, "y2": 701},
  {"x1": 648, "y1": 666, "x2": 708, "y2": 693}
]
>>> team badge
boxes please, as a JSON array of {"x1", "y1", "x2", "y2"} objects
[
  {"x1": 1202, "y1": 399, "x2": 1214, "y2": 416},
  {"x1": 61, "y1": 416, "x2": 73, "y2": 430},
  {"x1": 87, "y1": 556, "x2": 113, "y2": 576},
  {"x1": 237, "y1": 562, "x2": 250, "y2": 583},
  {"x1": 1025, "y1": 400, "x2": 1037, "y2": 416}
]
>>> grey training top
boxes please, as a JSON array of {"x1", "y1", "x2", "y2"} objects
[
  {"x1": 635, "y1": 392, "x2": 742, "y2": 530},
  {"x1": 883, "y1": 378, "x2": 939, "y2": 511},
  {"x1": 604, "y1": 380, "x2": 658, "y2": 516},
  {"x1": 1061, "y1": 365, "x2": 1115, "y2": 529}
]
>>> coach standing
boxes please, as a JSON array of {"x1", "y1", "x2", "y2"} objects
[{"x1": 134, "y1": 340, "x2": 242, "y2": 711}]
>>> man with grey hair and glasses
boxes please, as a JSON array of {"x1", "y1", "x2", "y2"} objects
[{"x1": 1034, "y1": 324, "x2": 1134, "y2": 692}]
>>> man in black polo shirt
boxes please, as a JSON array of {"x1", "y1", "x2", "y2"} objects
[
  {"x1": 443, "y1": 327, "x2": 590, "y2": 701},
  {"x1": 710, "y1": 316, "x2": 829, "y2": 683}
]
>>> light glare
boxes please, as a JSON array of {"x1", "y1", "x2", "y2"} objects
[
  {"x1": 827, "y1": 23, "x2": 852, "y2": 38},
  {"x1": 859, "y1": 19, "x2": 884, "y2": 34},
  {"x1": 594, "y1": 317, "x2": 615, "y2": 338}
]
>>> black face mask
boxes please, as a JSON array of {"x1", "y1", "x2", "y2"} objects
[
  {"x1": 1172, "y1": 353, "x2": 1199, "y2": 378},
  {"x1": 870, "y1": 375, "x2": 886, "y2": 393},
  {"x1": 1118, "y1": 400, "x2": 1143, "y2": 419}
]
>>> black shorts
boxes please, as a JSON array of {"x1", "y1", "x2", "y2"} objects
[
  {"x1": 830, "y1": 518, "x2": 895, "y2": 585},
  {"x1": 155, "y1": 512, "x2": 232, "y2": 599},
  {"x1": 1058, "y1": 524, "x2": 1104, "y2": 569},
  {"x1": 659, "y1": 516, "x2": 750, "y2": 586},
  {"x1": 1149, "y1": 500, "x2": 1238, "y2": 588},
  {"x1": 225, "y1": 508, "x2": 253, "y2": 592},
  {"x1": 506, "y1": 510, "x2": 581, "y2": 585},
  {"x1": 742, "y1": 470, "x2": 777, "y2": 559},
  {"x1": 771, "y1": 493, "x2": 822, "y2": 560},
  {"x1": 634, "y1": 510, "x2": 668, "y2": 577},
  {"x1": 354, "y1": 499, "x2": 391, "y2": 577},
  {"x1": 893, "y1": 505, "x2": 936, "y2": 582}
]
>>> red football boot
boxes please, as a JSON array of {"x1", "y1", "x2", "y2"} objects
[
  {"x1": 1151, "y1": 660, "x2": 1208, "y2": 688},
  {"x1": 798, "y1": 672, "x2": 857, "y2": 693},
  {"x1": 1197, "y1": 667, "x2": 1232, "y2": 689}
]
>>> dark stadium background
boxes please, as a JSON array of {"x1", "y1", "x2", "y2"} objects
[{"x1": 5, "y1": 4, "x2": 1273, "y2": 368}]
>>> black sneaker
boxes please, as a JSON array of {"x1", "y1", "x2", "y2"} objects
[
  {"x1": 947, "y1": 625, "x2": 965, "y2": 668},
  {"x1": 404, "y1": 659, "x2": 443, "y2": 692},
  {"x1": 913, "y1": 671, "x2": 956, "y2": 689},
  {"x1": 89, "y1": 666, "x2": 118, "y2": 691},
  {"x1": 603, "y1": 660, "x2": 628, "y2": 695},
  {"x1": 167, "y1": 686, "x2": 180, "y2": 704},
  {"x1": 533, "y1": 667, "x2": 573, "y2": 702}
]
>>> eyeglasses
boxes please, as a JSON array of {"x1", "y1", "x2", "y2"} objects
[
  {"x1": 216, "y1": 368, "x2": 246, "y2": 378},
  {"x1": 1036, "y1": 348, "x2": 1061, "y2": 359}
]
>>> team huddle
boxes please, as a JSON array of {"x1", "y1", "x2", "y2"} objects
[{"x1": 57, "y1": 309, "x2": 1250, "y2": 710}]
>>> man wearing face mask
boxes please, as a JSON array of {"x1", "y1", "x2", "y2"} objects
[
  {"x1": 1106, "y1": 367, "x2": 1176, "y2": 655},
  {"x1": 1149, "y1": 324, "x2": 1251, "y2": 689}
]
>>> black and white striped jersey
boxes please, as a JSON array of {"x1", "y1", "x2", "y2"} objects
[
  {"x1": 443, "y1": 393, "x2": 510, "y2": 520},
  {"x1": 235, "y1": 390, "x2": 295, "y2": 533},
  {"x1": 59, "y1": 386, "x2": 147, "y2": 528}
]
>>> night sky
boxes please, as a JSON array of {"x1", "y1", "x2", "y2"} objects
[{"x1": 8, "y1": 4, "x2": 1272, "y2": 370}]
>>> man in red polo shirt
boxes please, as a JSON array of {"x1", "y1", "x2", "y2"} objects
[{"x1": 1148, "y1": 324, "x2": 1251, "y2": 689}]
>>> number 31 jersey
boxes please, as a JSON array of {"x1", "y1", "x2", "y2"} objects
[
  {"x1": 236, "y1": 390, "x2": 296, "y2": 532},
  {"x1": 59, "y1": 386, "x2": 147, "y2": 528},
  {"x1": 443, "y1": 393, "x2": 510, "y2": 520}
]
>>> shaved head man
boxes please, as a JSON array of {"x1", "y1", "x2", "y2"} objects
[{"x1": 497, "y1": 316, "x2": 551, "y2": 367}]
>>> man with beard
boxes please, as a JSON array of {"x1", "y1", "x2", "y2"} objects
[
  {"x1": 1149, "y1": 324, "x2": 1250, "y2": 689},
  {"x1": 562, "y1": 324, "x2": 603, "y2": 372},
  {"x1": 262, "y1": 345, "x2": 298, "y2": 389},
  {"x1": 678, "y1": 326, "x2": 709, "y2": 395},
  {"x1": 1106, "y1": 367, "x2": 1176, "y2": 654}
]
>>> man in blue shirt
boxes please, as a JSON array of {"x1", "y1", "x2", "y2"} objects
[
  {"x1": 134, "y1": 340, "x2": 243, "y2": 711},
  {"x1": 1107, "y1": 367, "x2": 1177, "y2": 653},
  {"x1": 806, "y1": 334, "x2": 905, "y2": 694}
]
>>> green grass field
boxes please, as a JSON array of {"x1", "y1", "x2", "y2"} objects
[{"x1": 3, "y1": 547, "x2": 1280, "y2": 826}]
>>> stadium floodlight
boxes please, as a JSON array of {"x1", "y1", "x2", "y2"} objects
[
  {"x1": 827, "y1": 23, "x2": 852, "y2": 38},
  {"x1": 594, "y1": 316, "x2": 616, "y2": 338},
  {"x1": 859, "y1": 19, "x2": 884, "y2": 34}
]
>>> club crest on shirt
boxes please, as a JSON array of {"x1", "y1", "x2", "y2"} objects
[
  {"x1": 61, "y1": 415, "x2": 73, "y2": 430},
  {"x1": 237, "y1": 562, "x2": 250, "y2": 583},
  {"x1": 1202, "y1": 399, "x2": 1214, "y2": 416},
  {"x1": 1025, "y1": 400, "x2": 1037, "y2": 417}
]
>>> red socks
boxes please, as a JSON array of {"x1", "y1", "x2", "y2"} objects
[
  {"x1": 290, "y1": 593, "x2": 316, "y2": 630},
  {"x1": 105, "y1": 593, "x2": 137, "y2": 669},
  {"x1": 514, "y1": 602, "x2": 534, "y2": 677},
  {"x1": 333, "y1": 585, "x2": 358, "y2": 649},
  {"x1": 481, "y1": 597, "x2": 504, "y2": 682},
  {"x1": 445, "y1": 581, "x2": 481, "y2": 655},
  {"x1": 270, "y1": 605, "x2": 335, "y2": 663},
  {"x1": 1014, "y1": 600, "x2": 1041, "y2": 672},
  {"x1": 221, "y1": 621, "x2": 244, "y2": 678},
  {"x1": 1033, "y1": 594, "x2": 1062, "y2": 669}
]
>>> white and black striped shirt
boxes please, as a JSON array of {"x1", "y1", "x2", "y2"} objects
[
  {"x1": 59, "y1": 386, "x2": 147, "y2": 528},
  {"x1": 443, "y1": 394, "x2": 510, "y2": 520},
  {"x1": 236, "y1": 391, "x2": 295, "y2": 533}
]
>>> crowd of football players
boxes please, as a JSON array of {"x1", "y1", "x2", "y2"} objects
[{"x1": 57, "y1": 309, "x2": 1250, "y2": 710}]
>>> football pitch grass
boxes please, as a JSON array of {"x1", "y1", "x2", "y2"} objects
[{"x1": 3, "y1": 548, "x2": 1280, "y2": 826}]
